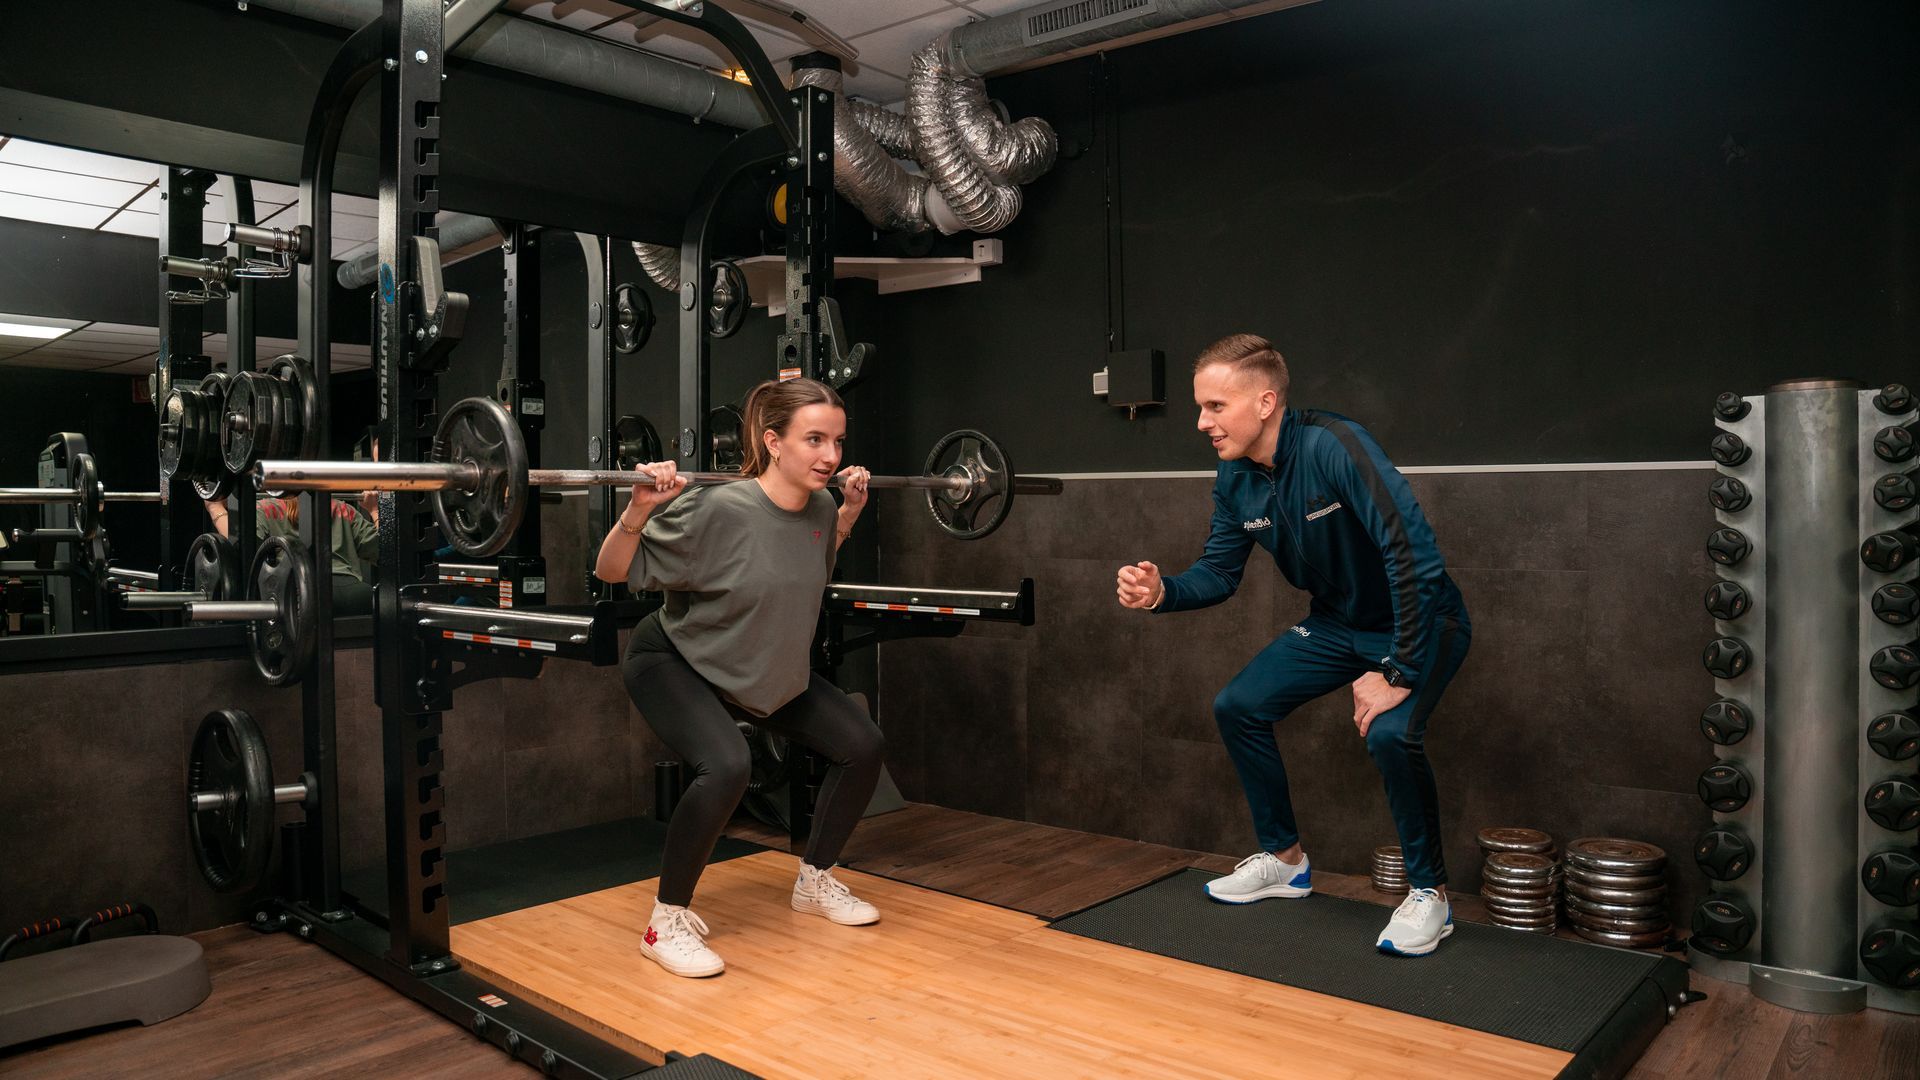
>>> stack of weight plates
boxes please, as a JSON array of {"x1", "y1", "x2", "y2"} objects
[
  {"x1": 1481, "y1": 852, "x2": 1560, "y2": 932},
  {"x1": 1370, "y1": 845, "x2": 1408, "y2": 894},
  {"x1": 1478, "y1": 827, "x2": 1559, "y2": 932},
  {"x1": 1563, "y1": 837, "x2": 1670, "y2": 948}
]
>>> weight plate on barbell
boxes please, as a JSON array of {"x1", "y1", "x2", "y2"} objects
[
  {"x1": 432, "y1": 397, "x2": 528, "y2": 559},
  {"x1": 67, "y1": 453, "x2": 103, "y2": 543},
  {"x1": 924, "y1": 429, "x2": 1014, "y2": 541},
  {"x1": 248, "y1": 535, "x2": 315, "y2": 686},
  {"x1": 187, "y1": 708, "x2": 275, "y2": 893}
]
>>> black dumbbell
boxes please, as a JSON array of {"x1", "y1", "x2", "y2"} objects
[
  {"x1": 1863, "y1": 526, "x2": 1920, "y2": 574},
  {"x1": 1860, "y1": 926, "x2": 1920, "y2": 989},
  {"x1": 1701, "y1": 699, "x2": 1753, "y2": 746},
  {"x1": 1690, "y1": 895, "x2": 1756, "y2": 955},
  {"x1": 1709, "y1": 527, "x2": 1752, "y2": 567},
  {"x1": 1870, "y1": 641, "x2": 1920, "y2": 690},
  {"x1": 1704, "y1": 580, "x2": 1750, "y2": 621},
  {"x1": 1703, "y1": 637, "x2": 1753, "y2": 679},
  {"x1": 1875, "y1": 384, "x2": 1915, "y2": 416},
  {"x1": 1694, "y1": 827, "x2": 1753, "y2": 881},
  {"x1": 1711, "y1": 432, "x2": 1752, "y2": 467},
  {"x1": 1865, "y1": 778, "x2": 1920, "y2": 832},
  {"x1": 1714, "y1": 392, "x2": 1752, "y2": 422},
  {"x1": 1873, "y1": 582, "x2": 1919, "y2": 626},
  {"x1": 1698, "y1": 763, "x2": 1753, "y2": 812},
  {"x1": 1869, "y1": 710, "x2": 1920, "y2": 761},
  {"x1": 1875, "y1": 471, "x2": 1917, "y2": 513},
  {"x1": 1876, "y1": 424, "x2": 1917, "y2": 464},
  {"x1": 1862, "y1": 850, "x2": 1920, "y2": 907},
  {"x1": 1709, "y1": 476, "x2": 1752, "y2": 513}
]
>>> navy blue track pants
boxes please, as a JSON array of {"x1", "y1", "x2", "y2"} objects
[{"x1": 1213, "y1": 608, "x2": 1470, "y2": 888}]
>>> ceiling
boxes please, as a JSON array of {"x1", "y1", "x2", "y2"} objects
[
  {"x1": 0, "y1": 2, "x2": 1029, "y2": 374},
  {"x1": 508, "y1": 0, "x2": 1030, "y2": 104}
]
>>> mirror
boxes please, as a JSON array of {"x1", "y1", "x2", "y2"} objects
[{"x1": 0, "y1": 134, "x2": 378, "y2": 642}]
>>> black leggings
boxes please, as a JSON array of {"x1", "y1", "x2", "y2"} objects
[{"x1": 623, "y1": 648, "x2": 884, "y2": 907}]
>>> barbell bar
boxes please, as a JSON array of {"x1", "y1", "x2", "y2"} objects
[
  {"x1": 254, "y1": 397, "x2": 1060, "y2": 556},
  {"x1": 0, "y1": 453, "x2": 158, "y2": 542}
]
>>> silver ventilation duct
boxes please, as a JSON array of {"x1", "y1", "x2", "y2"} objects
[
  {"x1": 945, "y1": 70, "x2": 1057, "y2": 186},
  {"x1": 791, "y1": 67, "x2": 933, "y2": 235},
  {"x1": 907, "y1": 44, "x2": 1022, "y2": 234},
  {"x1": 631, "y1": 241, "x2": 682, "y2": 292},
  {"x1": 243, "y1": 0, "x2": 766, "y2": 129}
]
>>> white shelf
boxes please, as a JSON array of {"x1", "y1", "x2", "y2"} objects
[{"x1": 737, "y1": 239, "x2": 1003, "y2": 317}]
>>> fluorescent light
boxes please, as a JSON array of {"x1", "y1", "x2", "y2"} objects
[{"x1": 0, "y1": 320, "x2": 73, "y2": 340}]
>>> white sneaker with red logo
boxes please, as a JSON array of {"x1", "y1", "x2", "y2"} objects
[
  {"x1": 640, "y1": 901, "x2": 725, "y2": 978},
  {"x1": 791, "y1": 863, "x2": 880, "y2": 925}
]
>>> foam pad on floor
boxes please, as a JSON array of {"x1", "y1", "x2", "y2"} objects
[{"x1": 1050, "y1": 869, "x2": 1677, "y2": 1053}]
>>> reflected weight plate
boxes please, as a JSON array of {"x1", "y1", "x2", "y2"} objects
[
  {"x1": 247, "y1": 535, "x2": 314, "y2": 686},
  {"x1": 185, "y1": 531, "x2": 241, "y2": 600}
]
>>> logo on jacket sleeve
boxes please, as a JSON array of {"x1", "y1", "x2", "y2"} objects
[
  {"x1": 1242, "y1": 516, "x2": 1273, "y2": 532},
  {"x1": 1305, "y1": 494, "x2": 1344, "y2": 522}
]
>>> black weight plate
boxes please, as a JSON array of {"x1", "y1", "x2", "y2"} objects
[
  {"x1": 1876, "y1": 472, "x2": 1918, "y2": 513},
  {"x1": 1868, "y1": 711, "x2": 1920, "y2": 761},
  {"x1": 708, "y1": 405, "x2": 745, "y2": 472},
  {"x1": 159, "y1": 385, "x2": 192, "y2": 481},
  {"x1": 185, "y1": 531, "x2": 242, "y2": 600},
  {"x1": 195, "y1": 373, "x2": 232, "y2": 479},
  {"x1": 68, "y1": 453, "x2": 102, "y2": 542},
  {"x1": 248, "y1": 534, "x2": 314, "y2": 685},
  {"x1": 432, "y1": 397, "x2": 528, "y2": 558},
  {"x1": 613, "y1": 282, "x2": 654, "y2": 354},
  {"x1": 706, "y1": 259, "x2": 749, "y2": 339},
  {"x1": 737, "y1": 722, "x2": 799, "y2": 794},
  {"x1": 1862, "y1": 851, "x2": 1920, "y2": 907},
  {"x1": 268, "y1": 354, "x2": 317, "y2": 459},
  {"x1": 614, "y1": 415, "x2": 664, "y2": 471},
  {"x1": 924, "y1": 429, "x2": 1014, "y2": 541},
  {"x1": 221, "y1": 371, "x2": 267, "y2": 474},
  {"x1": 187, "y1": 708, "x2": 275, "y2": 893}
]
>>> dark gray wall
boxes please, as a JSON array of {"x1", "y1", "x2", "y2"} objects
[
  {"x1": 0, "y1": 615, "x2": 674, "y2": 936},
  {"x1": 868, "y1": 0, "x2": 1918, "y2": 474},
  {"x1": 877, "y1": 468, "x2": 1719, "y2": 920}
]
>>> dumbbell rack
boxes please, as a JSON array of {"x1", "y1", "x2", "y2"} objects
[{"x1": 1689, "y1": 380, "x2": 1920, "y2": 1015}]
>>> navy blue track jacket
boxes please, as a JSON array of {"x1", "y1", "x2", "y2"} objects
[{"x1": 1155, "y1": 407, "x2": 1463, "y2": 688}]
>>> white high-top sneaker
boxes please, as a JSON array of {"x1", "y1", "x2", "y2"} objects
[
  {"x1": 1204, "y1": 851, "x2": 1313, "y2": 903},
  {"x1": 639, "y1": 902, "x2": 725, "y2": 978},
  {"x1": 791, "y1": 863, "x2": 880, "y2": 926},
  {"x1": 1376, "y1": 887, "x2": 1453, "y2": 956}
]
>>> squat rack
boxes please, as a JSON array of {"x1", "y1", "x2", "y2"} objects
[{"x1": 247, "y1": 2, "x2": 845, "y2": 1075}]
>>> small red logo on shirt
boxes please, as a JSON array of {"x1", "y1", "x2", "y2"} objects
[{"x1": 812, "y1": 530, "x2": 822, "y2": 543}]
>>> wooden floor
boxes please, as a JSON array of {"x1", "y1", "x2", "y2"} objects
[
  {"x1": 5, "y1": 803, "x2": 1914, "y2": 1078},
  {"x1": 452, "y1": 849, "x2": 1570, "y2": 1079}
]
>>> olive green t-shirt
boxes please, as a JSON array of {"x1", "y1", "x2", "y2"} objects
[
  {"x1": 254, "y1": 498, "x2": 380, "y2": 584},
  {"x1": 625, "y1": 480, "x2": 838, "y2": 717}
]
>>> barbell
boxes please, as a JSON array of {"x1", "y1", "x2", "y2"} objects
[
  {"x1": 254, "y1": 397, "x2": 1061, "y2": 557},
  {"x1": 0, "y1": 452, "x2": 159, "y2": 543}
]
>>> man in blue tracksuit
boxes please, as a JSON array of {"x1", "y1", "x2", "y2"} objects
[{"x1": 1116, "y1": 334, "x2": 1471, "y2": 956}]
